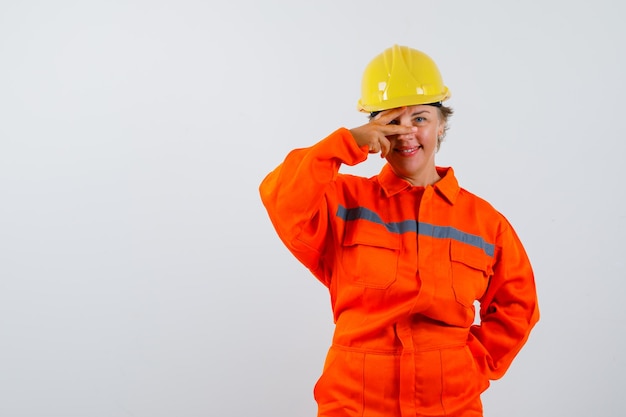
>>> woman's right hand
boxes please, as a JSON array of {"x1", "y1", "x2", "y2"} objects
[{"x1": 349, "y1": 107, "x2": 417, "y2": 158}]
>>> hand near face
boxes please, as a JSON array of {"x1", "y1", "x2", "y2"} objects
[{"x1": 349, "y1": 107, "x2": 417, "y2": 158}]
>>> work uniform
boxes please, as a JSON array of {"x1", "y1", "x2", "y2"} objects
[{"x1": 260, "y1": 128, "x2": 539, "y2": 417}]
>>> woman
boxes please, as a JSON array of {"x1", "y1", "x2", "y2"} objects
[{"x1": 259, "y1": 45, "x2": 539, "y2": 417}]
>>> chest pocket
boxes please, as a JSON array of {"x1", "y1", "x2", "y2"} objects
[
  {"x1": 449, "y1": 240, "x2": 493, "y2": 307},
  {"x1": 341, "y1": 222, "x2": 400, "y2": 289}
]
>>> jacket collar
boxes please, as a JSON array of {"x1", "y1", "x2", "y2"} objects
[{"x1": 378, "y1": 164, "x2": 460, "y2": 204}]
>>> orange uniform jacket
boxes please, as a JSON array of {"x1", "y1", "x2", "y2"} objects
[{"x1": 259, "y1": 128, "x2": 539, "y2": 417}]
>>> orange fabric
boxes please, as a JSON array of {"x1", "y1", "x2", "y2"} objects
[{"x1": 259, "y1": 128, "x2": 539, "y2": 417}]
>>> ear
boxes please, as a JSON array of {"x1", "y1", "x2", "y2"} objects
[{"x1": 436, "y1": 119, "x2": 444, "y2": 137}]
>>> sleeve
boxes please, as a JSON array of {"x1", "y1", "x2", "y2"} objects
[
  {"x1": 259, "y1": 128, "x2": 368, "y2": 286},
  {"x1": 468, "y1": 219, "x2": 540, "y2": 380}
]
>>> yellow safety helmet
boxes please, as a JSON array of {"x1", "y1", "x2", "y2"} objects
[{"x1": 357, "y1": 45, "x2": 451, "y2": 112}]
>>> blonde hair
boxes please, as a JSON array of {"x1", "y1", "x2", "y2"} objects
[{"x1": 437, "y1": 105, "x2": 454, "y2": 151}]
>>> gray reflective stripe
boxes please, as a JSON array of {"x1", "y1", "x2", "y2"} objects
[
  {"x1": 336, "y1": 205, "x2": 495, "y2": 257},
  {"x1": 336, "y1": 205, "x2": 417, "y2": 234},
  {"x1": 418, "y1": 223, "x2": 495, "y2": 257}
]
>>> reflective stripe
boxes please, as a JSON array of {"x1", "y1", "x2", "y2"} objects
[
  {"x1": 336, "y1": 205, "x2": 495, "y2": 257},
  {"x1": 336, "y1": 205, "x2": 417, "y2": 234}
]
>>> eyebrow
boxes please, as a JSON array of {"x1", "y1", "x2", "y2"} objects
[{"x1": 411, "y1": 110, "x2": 430, "y2": 116}]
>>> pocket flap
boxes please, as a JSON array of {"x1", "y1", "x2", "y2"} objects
[
  {"x1": 450, "y1": 240, "x2": 492, "y2": 273},
  {"x1": 343, "y1": 221, "x2": 401, "y2": 250}
]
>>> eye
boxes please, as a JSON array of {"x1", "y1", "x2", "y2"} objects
[
  {"x1": 414, "y1": 116, "x2": 426, "y2": 123},
  {"x1": 387, "y1": 119, "x2": 399, "y2": 125}
]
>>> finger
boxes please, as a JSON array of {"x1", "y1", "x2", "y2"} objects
[
  {"x1": 368, "y1": 143, "x2": 379, "y2": 154},
  {"x1": 372, "y1": 107, "x2": 406, "y2": 124},
  {"x1": 379, "y1": 136, "x2": 391, "y2": 158},
  {"x1": 380, "y1": 124, "x2": 418, "y2": 136}
]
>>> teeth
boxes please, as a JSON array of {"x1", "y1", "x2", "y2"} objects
[{"x1": 400, "y1": 147, "x2": 418, "y2": 153}]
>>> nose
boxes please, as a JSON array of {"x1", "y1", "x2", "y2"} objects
[
  {"x1": 396, "y1": 117, "x2": 415, "y2": 139},
  {"x1": 397, "y1": 128, "x2": 415, "y2": 140}
]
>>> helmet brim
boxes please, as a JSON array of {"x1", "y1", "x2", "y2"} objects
[{"x1": 357, "y1": 89, "x2": 451, "y2": 113}]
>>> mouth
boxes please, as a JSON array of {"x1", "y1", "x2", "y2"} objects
[{"x1": 394, "y1": 145, "x2": 422, "y2": 156}]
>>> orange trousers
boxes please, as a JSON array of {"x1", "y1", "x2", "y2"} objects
[{"x1": 313, "y1": 318, "x2": 488, "y2": 417}]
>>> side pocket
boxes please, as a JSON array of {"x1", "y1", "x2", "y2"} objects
[
  {"x1": 449, "y1": 241, "x2": 492, "y2": 307},
  {"x1": 440, "y1": 346, "x2": 490, "y2": 412},
  {"x1": 314, "y1": 347, "x2": 365, "y2": 415},
  {"x1": 342, "y1": 222, "x2": 400, "y2": 289}
]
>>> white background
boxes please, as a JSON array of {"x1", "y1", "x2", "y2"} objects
[{"x1": 1, "y1": 1, "x2": 624, "y2": 416}]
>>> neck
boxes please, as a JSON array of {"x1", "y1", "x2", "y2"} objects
[{"x1": 402, "y1": 168, "x2": 441, "y2": 187}]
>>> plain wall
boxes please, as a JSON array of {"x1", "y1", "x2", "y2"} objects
[{"x1": 1, "y1": 1, "x2": 624, "y2": 416}]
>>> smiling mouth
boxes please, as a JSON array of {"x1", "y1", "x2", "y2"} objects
[{"x1": 395, "y1": 145, "x2": 422, "y2": 155}]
